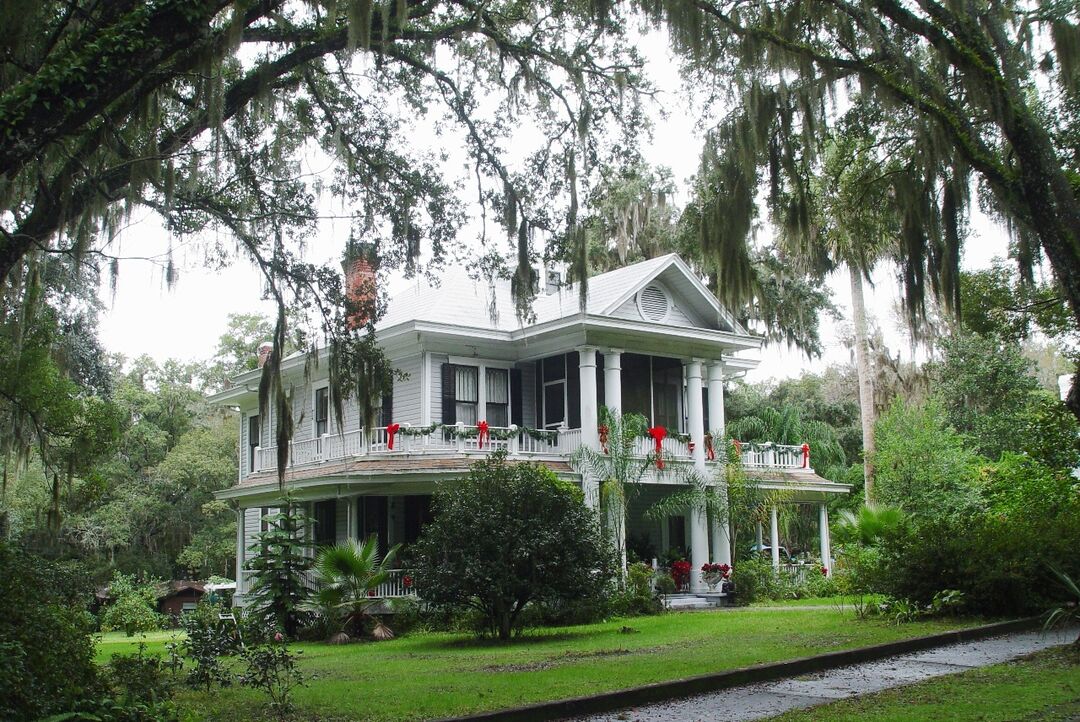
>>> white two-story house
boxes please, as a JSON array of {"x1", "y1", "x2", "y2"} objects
[{"x1": 211, "y1": 253, "x2": 849, "y2": 599}]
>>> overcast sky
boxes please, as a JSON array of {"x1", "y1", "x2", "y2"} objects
[{"x1": 94, "y1": 29, "x2": 1012, "y2": 383}]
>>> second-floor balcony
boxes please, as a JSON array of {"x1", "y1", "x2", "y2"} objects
[{"x1": 250, "y1": 424, "x2": 814, "y2": 475}]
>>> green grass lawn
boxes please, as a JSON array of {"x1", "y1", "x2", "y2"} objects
[
  {"x1": 766, "y1": 646, "x2": 1080, "y2": 721},
  {"x1": 97, "y1": 608, "x2": 984, "y2": 721}
]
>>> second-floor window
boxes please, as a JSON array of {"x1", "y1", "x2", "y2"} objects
[
  {"x1": 486, "y1": 368, "x2": 509, "y2": 427},
  {"x1": 314, "y1": 387, "x2": 329, "y2": 436},
  {"x1": 247, "y1": 415, "x2": 259, "y2": 472},
  {"x1": 455, "y1": 366, "x2": 478, "y2": 425}
]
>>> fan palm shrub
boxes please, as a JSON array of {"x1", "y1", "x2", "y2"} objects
[
  {"x1": 569, "y1": 408, "x2": 652, "y2": 586},
  {"x1": 833, "y1": 504, "x2": 906, "y2": 547},
  {"x1": 305, "y1": 535, "x2": 401, "y2": 643}
]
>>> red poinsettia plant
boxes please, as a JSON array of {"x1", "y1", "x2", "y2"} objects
[
  {"x1": 701, "y1": 562, "x2": 732, "y2": 579},
  {"x1": 671, "y1": 560, "x2": 691, "y2": 591}
]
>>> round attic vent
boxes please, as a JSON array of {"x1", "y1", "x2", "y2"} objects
[{"x1": 637, "y1": 284, "x2": 670, "y2": 322}]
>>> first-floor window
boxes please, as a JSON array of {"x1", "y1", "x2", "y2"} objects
[
  {"x1": 486, "y1": 368, "x2": 509, "y2": 427},
  {"x1": 455, "y1": 366, "x2": 478, "y2": 425}
]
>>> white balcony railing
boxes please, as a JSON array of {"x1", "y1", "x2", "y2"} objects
[
  {"x1": 250, "y1": 426, "x2": 813, "y2": 475},
  {"x1": 738, "y1": 442, "x2": 809, "y2": 470}
]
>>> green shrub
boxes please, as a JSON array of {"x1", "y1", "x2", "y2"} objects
[
  {"x1": 413, "y1": 452, "x2": 611, "y2": 640},
  {"x1": 238, "y1": 635, "x2": 307, "y2": 721},
  {"x1": 176, "y1": 601, "x2": 237, "y2": 690},
  {"x1": 610, "y1": 563, "x2": 664, "y2": 616},
  {"x1": 104, "y1": 642, "x2": 178, "y2": 721},
  {"x1": 833, "y1": 544, "x2": 882, "y2": 617},
  {"x1": 100, "y1": 572, "x2": 164, "y2": 636},
  {"x1": 731, "y1": 557, "x2": 776, "y2": 604},
  {"x1": 0, "y1": 543, "x2": 104, "y2": 722}
]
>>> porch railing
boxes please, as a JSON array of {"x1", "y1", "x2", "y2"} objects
[
  {"x1": 238, "y1": 568, "x2": 416, "y2": 599},
  {"x1": 250, "y1": 427, "x2": 813, "y2": 475},
  {"x1": 251, "y1": 425, "x2": 579, "y2": 473},
  {"x1": 739, "y1": 442, "x2": 809, "y2": 470}
]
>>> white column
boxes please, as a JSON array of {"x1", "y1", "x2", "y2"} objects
[
  {"x1": 604, "y1": 349, "x2": 623, "y2": 414},
  {"x1": 346, "y1": 497, "x2": 356, "y2": 541},
  {"x1": 706, "y1": 360, "x2": 731, "y2": 566},
  {"x1": 707, "y1": 361, "x2": 726, "y2": 437},
  {"x1": 578, "y1": 346, "x2": 600, "y2": 511},
  {"x1": 770, "y1": 505, "x2": 781, "y2": 571},
  {"x1": 235, "y1": 507, "x2": 246, "y2": 594},
  {"x1": 819, "y1": 503, "x2": 832, "y2": 577},
  {"x1": 756, "y1": 521, "x2": 764, "y2": 551},
  {"x1": 686, "y1": 359, "x2": 709, "y2": 592}
]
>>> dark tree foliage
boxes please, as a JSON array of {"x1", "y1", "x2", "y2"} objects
[
  {"x1": 0, "y1": 542, "x2": 103, "y2": 722},
  {"x1": 931, "y1": 333, "x2": 1042, "y2": 461},
  {"x1": 633, "y1": 0, "x2": 1080, "y2": 418},
  {"x1": 245, "y1": 502, "x2": 313, "y2": 638},
  {"x1": 0, "y1": 1, "x2": 649, "y2": 484},
  {"x1": 413, "y1": 452, "x2": 610, "y2": 641}
]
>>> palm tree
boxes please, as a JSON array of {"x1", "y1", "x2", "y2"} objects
[
  {"x1": 727, "y1": 404, "x2": 847, "y2": 478},
  {"x1": 569, "y1": 407, "x2": 652, "y2": 585},
  {"x1": 646, "y1": 437, "x2": 791, "y2": 567},
  {"x1": 305, "y1": 534, "x2": 401, "y2": 643},
  {"x1": 832, "y1": 504, "x2": 906, "y2": 547}
]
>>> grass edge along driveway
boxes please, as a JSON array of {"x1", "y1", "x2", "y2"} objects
[
  {"x1": 98, "y1": 606, "x2": 986, "y2": 722},
  {"x1": 766, "y1": 645, "x2": 1080, "y2": 721}
]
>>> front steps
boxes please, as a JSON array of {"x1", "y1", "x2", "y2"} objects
[{"x1": 662, "y1": 592, "x2": 728, "y2": 610}]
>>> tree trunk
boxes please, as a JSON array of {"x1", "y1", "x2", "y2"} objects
[{"x1": 848, "y1": 265, "x2": 876, "y2": 502}]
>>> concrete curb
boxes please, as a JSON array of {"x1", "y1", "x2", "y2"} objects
[{"x1": 432, "y1": 617, "x2": 1042, "y2": 722}]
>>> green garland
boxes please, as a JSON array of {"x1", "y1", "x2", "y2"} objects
[{"x1": 391, "y1": 422, "x2": 557, "y2": 442}]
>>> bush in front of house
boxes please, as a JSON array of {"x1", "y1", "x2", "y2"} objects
[
  {"x1": 0, "y1": 542, "x2": 104, "y2": 722},
  {"x1": 412, "y1": 451, "x2": 612, "y2": 641},
  {"x1": 100, "y1": 571, "x2": 165, "y2": 636}
]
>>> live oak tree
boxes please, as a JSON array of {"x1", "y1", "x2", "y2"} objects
[
  {"x1": 1, "y1": 0, "x2": 647, "y2": 485},
  {"x1": 636, "y1": 0, "x2": 1080, "y2": 419}
]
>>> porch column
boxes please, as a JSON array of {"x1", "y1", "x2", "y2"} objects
[
  {"x1": 235, "y1": 507, "x2": 245, "y2": 594},
  {"x1": 346, "y1": 497, "x2": 356, "y2": 540},
  {"x1": 686, "y1": 359, "x2": 709, "y2": 592},
  {"x1": 706, "y1": 361, "x2": 731, "y2": 566},
  {"x1": 578, "y1": 346, "x2": 600, "y2": 511},
  {"x1": 604, "y1": 349, "x2": 623, "y2": 414},
  {"x1": 819, "y1": 504, "x2": 832, "y2": 577},
  {"x1": 707, "y1": 361, "x2": 726, "y2": 436},
  {"x1": 770, "y1": 505, "x2": 781, "y2": 571}
]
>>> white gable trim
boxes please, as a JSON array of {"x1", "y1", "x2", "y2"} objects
[{"x1": 599, "y1": 255, "x2": 746, "y2": 334}]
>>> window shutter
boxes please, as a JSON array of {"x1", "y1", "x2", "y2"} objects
[
  {"x1": 510, "y1": 368, "x2": 523, "y2": 426},
  {"x1": 566, "y1": 352, "x2": 581, "y2": 429},
  {"x1": 440, "y1": 363, "x2": 455, "y2": 424},
  {"x1": 534, "y1": 361, "x2": 543, "y2": 426},
  {"x1": 381, "y1": 388, "x2": 394, "y2": 426}
]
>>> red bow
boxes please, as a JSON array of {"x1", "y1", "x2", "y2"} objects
[
  {"x1": 598, "y1": 424, "x2": 609, "y2": 453},
  {"x1": 386, "y1": 423, "x2": 400, "y2": 450},
  {"x1": 801, "y1": 443, "x2": 810, "y2": 468},
  {"x1": 705, "y1": 433, "x2": 716, "y2": 461},
  {"x1": 732, "y1": 438, "x2": 743, "y2": 456},
  {"x1": 648, "y1": 426, "x2": 666, "y2": 469},
  {"x1": 477, "y1": 420, "x2": 489, "y2": 446}
]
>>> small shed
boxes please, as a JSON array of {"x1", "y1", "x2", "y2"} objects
[{"x1": 156, "y1": 580, "x2": 206, "y2": 616}]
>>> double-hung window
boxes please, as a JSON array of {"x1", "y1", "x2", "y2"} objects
[
  {"x1": 486, "y1": 368, "x2": 509, "y2": 427},
  {"x1": 314, "y1": 387, "x2": 329, "y2": 436},
  {"x1": 247, "y1": 415, "x2": 260, "y2": 472},
  {"x1": 454, "y1": 366, "x2": 479, "y2": 425}
]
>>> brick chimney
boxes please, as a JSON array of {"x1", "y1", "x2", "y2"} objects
[
  {"x1": 342, "y1": 242, "x2": 377, "y2": 330},
  {"x1": 257, "y1": 341, "x2": 274, "y2": 368}
]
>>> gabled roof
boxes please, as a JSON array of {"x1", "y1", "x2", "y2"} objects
[{"x1": 379, "y1": 253, "x2": 746, "y2": 333}]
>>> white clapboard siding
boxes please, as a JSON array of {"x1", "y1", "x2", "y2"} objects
[
  {"x1": 392, "y1": 355, "x2": 422, "y2": 424},
  {"x1": 430, "y1": 353, "x2": 449, "y2": 424}
]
